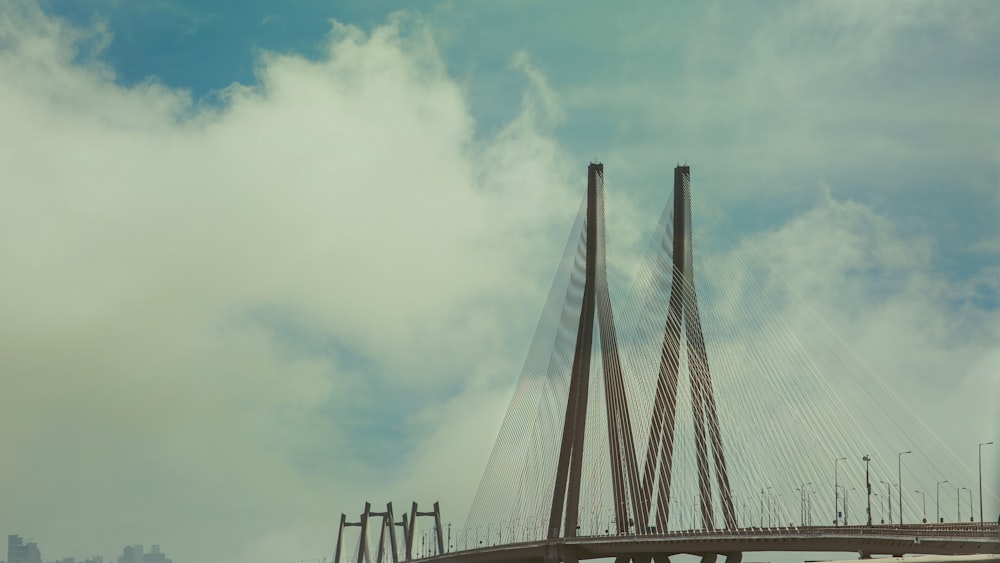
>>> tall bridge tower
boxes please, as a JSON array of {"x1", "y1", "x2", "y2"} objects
[
  {"x1": 548, "y1": 163, "x2": 642, "y2": 541},
  {"x1": 640, "y1": 166, "x2": 737, "y2": 533},
  {"x1": 548, "y1": 164, "x2": 736, "y2": 554}
]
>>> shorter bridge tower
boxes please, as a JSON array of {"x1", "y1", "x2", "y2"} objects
[{"x1": 334, "y1": 501, "x2": 444, "y2": 563}]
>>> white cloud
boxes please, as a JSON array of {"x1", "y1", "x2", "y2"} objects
[
  {"x1": 1, "y1": 2, "x2": 997, "y2": 562},
  {"x1": 563, "y1": 1, "x2": 1000, "y2": 224},
  {"x1": 0, "y1": 3, "x2": 578, "y2": 562},
  {"x1": 721, "y1": 193, "x2": 999, "y2": 469}
]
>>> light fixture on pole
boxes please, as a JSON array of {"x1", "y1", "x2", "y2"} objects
[
  {"x1": 835, "y1": 457, "x2": 846, "y2": 526},
  {"x1": 766, "y1": 486, "x2": 774, "y2": 528},
  {"x1": 759, "y1": 488, "x2": 764, "y2": 529},
  {"x1": 798, "y1": 483, "x2": 812, "y2": 527},
  {"x1": 807, "y1": 490, "x2": 816, "y2": 526},
  {"x1": 914, "y1": 489, "x2": 926, "y2": 523},
  {"x1": 963, "y1": 487, "x2": 973, "y2": 522},
  {"x1": 802, "y1": 481, "x2": 812, "y2": 526},
  {"x1": 795, "y1": 488, "x2": 803, "y2": 527},
  {"x1": 835, "y1": 485, "x2": 844, "y2": 526},
  {"x1": 880, "y1": 480, "x2": 892, "y2": 524},
  {"x1": 957, "y1": 486, "x2": 961, "y2": 522},
  {"x1": 937, "y1": 480, "x2": 948, "y2": 523},
  {"x1": 980, "y1": 442, "x2": 993, "y2": 523},
  {"x1": 863, "y1": 455, "x2": 873, "y2": 527},
  {"x1": 898, "y1": 450, "x2": 911, "y2": 525}
]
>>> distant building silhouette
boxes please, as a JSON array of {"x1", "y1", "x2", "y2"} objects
[
  {"x1": 7, "y1": 535, "x2": 42, "y2": 563},
  {"x1": 41, "y1": 554, "x2": 101, "y2": 563},
  {"x1": 115, "y1": 546, "x2": 169, "y2": 563},
  {"x1": 116, "y1": 546, "x2": 141, "y2": 563},
  {"x1": 6, "y1": 537, "x2": 165, "y2": 563},
  {"x1": 141, "y1": 547, "x2": 169, "y2": 563}
]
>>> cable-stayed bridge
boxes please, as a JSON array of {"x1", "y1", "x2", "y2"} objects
[{"x1": 332, "y1": 163, "x2": 999, "y2": 563}]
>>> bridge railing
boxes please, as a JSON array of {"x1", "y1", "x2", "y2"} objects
[{"x1": 444, "y1": 522, "x2": 999, "y2": 553}]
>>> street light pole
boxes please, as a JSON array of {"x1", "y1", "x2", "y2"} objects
[
  {"x1": 980, "y1": 442, "x2": 994, "y2": 523},
  {"x1": 836, "y1": 485, "x2": 844, "y2": 526},
  {"x1": 898, "y1": 450, "x2": 911, "y2": 525},
  {"x1": 799, "y1": 483, "x2": 813, "y2": 527},
  {"x1": 835, "y1": 457, "x2": 846, "y2": 526},
  {"x1": 880, "y1": 480, "x2": 892, "y2": 524},
  {"x1": 796, "y1": 488, "x2": 803, "y2": 526},
  {"x1": 915, "y1": 489, "x2": 926, "y2": 523},
  {"x1": 760, "y1": 488, "x2": 764, "y2": 529},
  {"x1": 963, "y1": 487, "x2": 973, "y2": 522},
  {"x1": 766, "y1": 486, "x2": 774, "y2": 528},
  {"x1": 806, "y1": 491, "x2": 816, "y2": 526},
  {"x1": 863, "y1": 455, "x2": 873, "y2": 527},
  {"x1": 937, "y1": 480, "x2": 948, "y2": 523}
]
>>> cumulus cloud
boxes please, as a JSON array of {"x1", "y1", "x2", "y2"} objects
[
  {"x1": 2, "y1": 2, "x2": 997, "y2": 563},
  {"x1": 699, "y1": 194, "x2": 1000, "y2": 515},
  {"x1": 0, "y1": 3, "x2": 578, "y2": 562},
  {"x1": 567, "y1": 1, "x2": 999, "y2": 230}
]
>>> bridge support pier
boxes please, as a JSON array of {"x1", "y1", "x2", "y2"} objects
[
  {"x1": 544, "y1": 544, "x2": 579, "y2": 563},
  {"x1": 405, "y1": 502, "x2": 444, "y2": 559},
  {"x1": 332, "y1": 503, "x2": 371, "y2": 563},
  {"x1": 692, "y1": 548, "x2": 740, "y2": 562},
  {"x1": 608, "y1": 554, "x2": 672, "y2": 563}
]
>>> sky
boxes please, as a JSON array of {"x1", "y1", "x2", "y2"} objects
[{"x1": 0, "y1": 1, "x2": 998, "y2": 562}]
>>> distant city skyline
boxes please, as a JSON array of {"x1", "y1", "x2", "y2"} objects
[{"x1": 6, "y1": 535, "x2": 171, "y2": 563}]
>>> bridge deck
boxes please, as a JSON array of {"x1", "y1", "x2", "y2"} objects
[{"x1": 418, "y1": 524, "x2": 1000, "y2": 563}]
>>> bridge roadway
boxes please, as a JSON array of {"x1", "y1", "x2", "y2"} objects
[{"x1": 418, "y1": 524, "x2": 1000, "y2": 563}]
